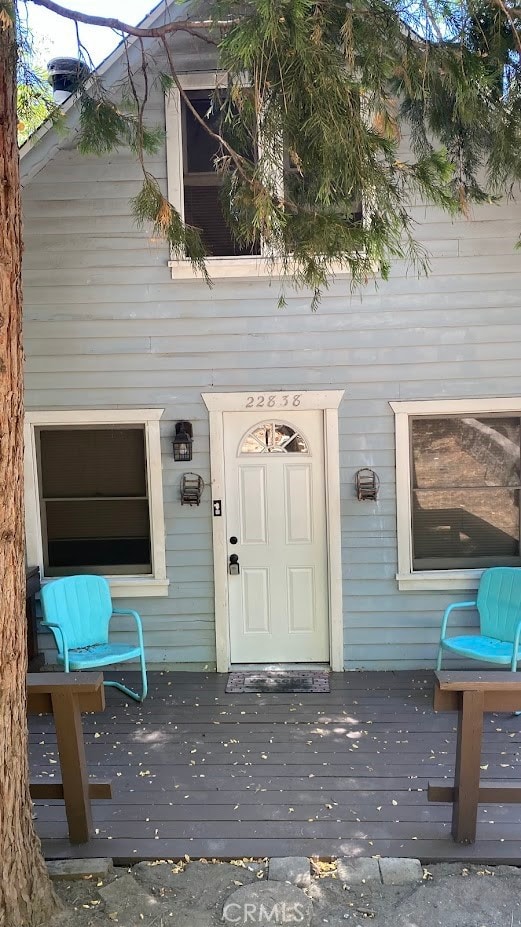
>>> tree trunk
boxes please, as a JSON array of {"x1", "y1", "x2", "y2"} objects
[{"x1": 0, "y1": 6, "x2": 59, "y2": 926}]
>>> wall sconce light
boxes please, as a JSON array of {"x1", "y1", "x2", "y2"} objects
[
  {"x1": 173, "y1": 421, "x2": 193, "y2": 462},
  {"x1": 355, "y1": 468, "x2": 380, "y2": 502},
  {"x1": 180, "y1": 473, "x2": 204, "y2": 506}
]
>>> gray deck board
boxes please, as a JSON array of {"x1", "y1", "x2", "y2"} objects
[{"x1": 29, "y1": 670, "x2": 521, "y2": 863}]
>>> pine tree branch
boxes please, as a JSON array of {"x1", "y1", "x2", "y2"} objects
[
  {"x1": 419, "y1": 0, "x2": 445, "y2": 43},
  {"x1": 489, "y1": 0, "x2": 521, "y2": 52},
  {"x1": 26, "y1": 0, "x2": 238, "y2": 39},
  {"x1": 123, "y1": 36, "x2": 148, "y2": 171}
]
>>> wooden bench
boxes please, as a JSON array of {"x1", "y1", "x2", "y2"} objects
[
  {"x1": 28, "y1": 672, "x2": 112, "y2": 843},
  {"x1": 428, "y1": 670, "x2": 521, "y2": 843}
]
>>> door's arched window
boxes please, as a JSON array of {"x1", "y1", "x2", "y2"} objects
[{"x1": 240, "y1": 422, "x2": 309, "y2": 455}]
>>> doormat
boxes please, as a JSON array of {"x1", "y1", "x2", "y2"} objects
[{"x1": 225, "y1": 671, "x2": 330, "y2": 694}]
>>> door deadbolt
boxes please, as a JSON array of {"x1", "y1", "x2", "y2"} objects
[{"x1": 229, "y1": 536, "x2": 238, "y2": 545}]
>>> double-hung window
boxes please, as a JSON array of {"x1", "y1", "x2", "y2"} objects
[
  {"x1": 166, "y1": 72, "x2": 262, "y2": 277},
  {"x1": 24, "y1": 410, "x2": 168, "y2": 597},
  {"x1": 182, "y1": 89, "x2": 259, "y2": 258},
  {"x1": 391, "y1": 399, "x2": 521, "y2": 590}
]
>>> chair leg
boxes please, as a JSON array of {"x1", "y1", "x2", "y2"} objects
[
  {"x1": 139, "y1": 648, "x2": 148, "y2": 701},
  {"x1": 104, "y1": 657, "x2": 148, "y2": 703},
  {"x1": 436, "y1": 645, "x2": 443, "y2": 671},
  {"x1": 509, "y1": 664, "x2": 521, "y2": 717}
]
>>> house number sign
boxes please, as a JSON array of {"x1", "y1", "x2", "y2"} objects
[{"x1": 245, "y1": 393, "x2": 302, "y2": 409}]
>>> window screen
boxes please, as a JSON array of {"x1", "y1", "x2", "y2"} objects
[
  {"x1": 411, "y1": 416, "x2": 521, "y2": 570},
  {"x1": 182, "y1": 91, "x2": 260, "y2": 257},
  {"x1": 38, "y1": 427, "x2": 151, "y2": 576}
]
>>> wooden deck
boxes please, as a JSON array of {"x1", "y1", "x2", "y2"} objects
[{"x1": 29, "y1": 670, "x2": 521, "y2": 863}]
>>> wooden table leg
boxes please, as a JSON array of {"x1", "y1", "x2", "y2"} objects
[
  {"x1": 51, "y1": 689, "x2": 92, "y2": 843},
  {"x1": 451, "y1": 688, "x2": 484, "y2": 843}
]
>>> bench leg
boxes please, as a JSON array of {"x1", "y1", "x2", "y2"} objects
[
  {"x1": 51, "y1": 689, "x2": 92, "y2": 843},
  {"x1": 451, "y1": 689, "x2": 484, "y2": 843}
]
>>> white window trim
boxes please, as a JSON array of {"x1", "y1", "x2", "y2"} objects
[
  {"x1": 24, "y1": 409, "x2": 169, "y2": 597},
  {"x1": 165, "y1": 72, "x2": 352, "y2": 281},
  {"x1": 390, "y1": 397, "x2": 521, "y2": 591}
]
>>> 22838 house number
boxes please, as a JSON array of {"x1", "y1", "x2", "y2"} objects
[{"x1": 245, "y1": 394, "x2": 302, "y2": 409}]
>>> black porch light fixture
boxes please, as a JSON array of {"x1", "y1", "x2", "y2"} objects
[{"x1": 172, "y1": 421, "x2": 193, "y2": 462}]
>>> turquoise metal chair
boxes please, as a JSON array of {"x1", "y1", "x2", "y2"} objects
[
  {"x1": 41, "y1": 575, "x2": 148, "y2": 702},
  {"x1": 437, "y1": 567, "x2": 521, "y2": 672}
]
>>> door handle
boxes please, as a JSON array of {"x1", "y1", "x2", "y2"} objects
[{"x1": 229, "y1": 554, "x2": 240, "y2": 575}]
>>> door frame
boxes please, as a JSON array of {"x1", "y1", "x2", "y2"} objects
[{"x1": 202, "y1": 390, "x2": 345, "y2": 672}]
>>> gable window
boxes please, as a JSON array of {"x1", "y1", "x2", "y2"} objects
[
  {"x1": 391, "y1": 399, "x2": 521, "y2": 591},
  {"x1": 166, "y1": 73, "x2": 262, "y2": 276},
  {"x1": 25, "y1": 410, "x2": 168, "y2": 597}
]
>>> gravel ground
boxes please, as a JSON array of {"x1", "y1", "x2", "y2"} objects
[{"x1": 48, "y1": 859, "x2": 521, "y2": 927}]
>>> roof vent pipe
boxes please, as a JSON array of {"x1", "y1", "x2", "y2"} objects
[{"x1": 47, "y1": 57, "x2": 90, "y2": 103}]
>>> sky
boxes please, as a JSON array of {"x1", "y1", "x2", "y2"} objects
[{"x1": 23, "y1": 0, "x2": 156, "y2": 68}]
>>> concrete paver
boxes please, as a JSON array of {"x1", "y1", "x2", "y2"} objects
[
  {"x1": 269, "y1": 856, "x2": 311, "y2": 887},
  {"x1": 336, "y1": 857, "x2": 381, "y2": 884},
  {"x1": 379, "y1": 857, "x2": 423, "y2": 884},
  {"x1": 47, "y1": 859, "x2": 113, "y2": 881}
]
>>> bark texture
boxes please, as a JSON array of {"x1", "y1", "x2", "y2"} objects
[{"x1": 0, "y1": 6, "x2": 59, "y2": 926}]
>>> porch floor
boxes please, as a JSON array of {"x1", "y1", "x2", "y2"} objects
[{"x1": 29, "y1": 670, "x2": 521, "y2": 863}]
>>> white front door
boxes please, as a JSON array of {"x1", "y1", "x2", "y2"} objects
[{"x1": 224, "y1": 410, "x2": 329, "y2": 664}]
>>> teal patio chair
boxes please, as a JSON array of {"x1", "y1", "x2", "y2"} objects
[
  {"x1": 437, "y1": 567, "x2": 521, "y2": 672},
  {"x1": 41, "y1": 575, "x2": 148, "y2": 702}
]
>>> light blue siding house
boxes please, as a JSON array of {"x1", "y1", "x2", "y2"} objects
[{"x1": 20, "y1": 2, "x2": 521, "y2": 672}]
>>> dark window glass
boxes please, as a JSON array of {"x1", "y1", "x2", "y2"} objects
[
  {"x1": 182, "y1": 91, "x2": 259, "y2": 257},
  {"x1": 184, "y1": 94, "x2": 222, "y2": 174}
]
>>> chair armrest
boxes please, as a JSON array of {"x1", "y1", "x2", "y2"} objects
[
  {"x1": 439, "y1": 601, "x2": 477, "y2": 641},
  {"x1": 110, "y1": 609, "x2": 145, "y2": 650},
  {"x1": 41, "y1": 622, "x2": 69, "y2": 670}
]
